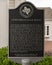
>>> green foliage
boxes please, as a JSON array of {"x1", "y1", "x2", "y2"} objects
[
  {"x1": 0, "y1": 47, "x2": 19, "y2": 65},
  {"x1": 33, "y1": 56, "x2": 52, "y2": 65},
  {"x1": 0, "y1": 47, "x2": 52, "y2": 65}
]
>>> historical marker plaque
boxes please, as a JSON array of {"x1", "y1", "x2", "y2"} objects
[{"x1": 9, "y1": 2, "x2": 44, "y2": 57}]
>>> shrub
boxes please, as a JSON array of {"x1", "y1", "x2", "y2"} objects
[{"x1": 0, "y1": 47, "x2": 52, "y2": 65}]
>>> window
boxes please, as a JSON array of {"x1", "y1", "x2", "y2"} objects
[{"x1": 45, "y1": 24, "x2": 50, "y2": 38}]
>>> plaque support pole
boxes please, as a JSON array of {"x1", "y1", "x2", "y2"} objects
[{"x1": 22, "y1": 59, "x2": 31, "y2": 65}]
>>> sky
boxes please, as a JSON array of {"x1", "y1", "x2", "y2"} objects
[{"x1": 26, "y1": 0, "x2": 52, "y2": 9}]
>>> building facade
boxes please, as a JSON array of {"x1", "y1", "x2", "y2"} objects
[{"x1": 44, "y1": 8, "x2": 52, "y2": 55}]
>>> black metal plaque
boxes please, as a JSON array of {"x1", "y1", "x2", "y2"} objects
[{"x1": 9, "y1": 2, "x2": 44, "y2": 57}]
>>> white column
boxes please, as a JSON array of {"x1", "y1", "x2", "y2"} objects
[{"x1": 0, "y1": 0, "x2": 8, "y2": 48}]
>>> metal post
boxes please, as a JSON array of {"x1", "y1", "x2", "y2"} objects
[{"x1": 22, "y1": 59, "x2": 31, "y2": 65}]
